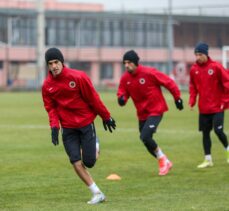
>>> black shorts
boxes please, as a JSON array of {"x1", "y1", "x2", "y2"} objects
[
  {"x1": 62, "y1": 123, "x2": 96, "y2": 166},
  {"x1": 199, "y1": 112, "x2": 225, "y2": 132}
]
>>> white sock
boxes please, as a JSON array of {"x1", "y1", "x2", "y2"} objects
[
  {"x1": 96, "y1": 143, "x2": 99, "y2": 152},
  {"x1": 226, "y1": 145, "x2": 229, "y2": 151},
  {"x1": 88, "y1": 182, "x2": 101, "y2": 195},
  {"x1": 155, "y1": 148, "x2": 164, "y2": 159},
  {"x1": 205, "y1": 155, "x2": 212, "y2": 161},
  {"x1": 96, "y1": 137, "x2": 100, "y2": 152}
]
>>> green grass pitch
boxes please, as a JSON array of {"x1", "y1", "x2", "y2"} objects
[{"x1": 0, "y1": 91, "x2": 228, "y2": 211}]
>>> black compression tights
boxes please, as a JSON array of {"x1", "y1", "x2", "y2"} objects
[
  {"x1": 202, "y1": 129, "x2": 228, "y2": 155},
  {"x1": 214, "y1": 128, "x2": 228, "y2": 148},
  {"x1": 143, "y1": 138, "x2": 157, "y2": 158},
  {"x1": 202, "y1": 130, "x2": 211, "y2": 155}
]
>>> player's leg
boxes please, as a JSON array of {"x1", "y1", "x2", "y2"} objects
[
  {"x1": 139, "y1": 118, "x2": 157, "y2": 158},
  {"x1": 80, "y1": 123, "x2": 105, "y2": 204},
  {"x1": 197, "y1": 114, "x2": 213, "y2": 168},
  {"x1": 213, "y1": 112, "x2": 229, "y2": 163},
  {"x1": 80, "y1": 136, "x2": 100, "y2": 160},
  {"x1": 62, "y1": 127, "x2": 104, "y2": 204},
  {"x1": 62, "y1": 127, "x2": 94, "y2": 185},
  {"x1": 139, "y1": 116, "x2": 172, "y2": 176}
]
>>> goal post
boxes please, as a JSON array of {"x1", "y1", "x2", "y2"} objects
[{"x1": 222, "y1": 46, "x2": 229, "y2": 69}]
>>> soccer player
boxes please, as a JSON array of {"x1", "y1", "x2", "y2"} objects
[
  {"x1": 42, "y1": 47, "x2": 116, "y2": 204},
  {"x1": 117, "y1": 50, "x2": 183, "y2": 176},
  {"x1": 189, "y1": 42, "x2": 229, "y2": 168}
]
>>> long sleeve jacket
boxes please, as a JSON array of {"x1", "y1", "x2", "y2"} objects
[
  {"x1": 117, "y1": 65, "x2": 181, "y2": 121},
  {"x1": 42, "y1": 66, "x2": 110, "y2": 128},
  {"x1": 189, "y1": 57, "x2": 229, "y2": 114}
]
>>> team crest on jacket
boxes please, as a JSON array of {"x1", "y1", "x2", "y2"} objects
[
  {"x1": 139, "y1": 78, "x2": 145, "y2": 84},
  {"x1": 208, "y1": 69, "x2": 214, "y2": 75},
  {"x1": 69, "y1": 81, "x2": 76, "y2": 88}
]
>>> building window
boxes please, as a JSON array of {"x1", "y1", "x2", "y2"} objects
[
  {"x1": 142, "y1": 62, "x2": 167, "y2": 74},
  {"x1": 46, "y1": 18, "x2": 77, "y2": 46},
  {"x1": 68, "y1": 61, "x2": 91, "y2": 76},
  {"x1": 145, "y1": 21, "x2": 166, "y2": 47},
  {"x1": 0, "y1": 16, "x2": 8, "y2": 44},
  {"x1": 80, "y1": 19, "x2": 97, "y2": 46},
  {"x1": 11, "y1": 17, "x2": 36, "y2": 46},
  {"x1": 100, "y1": 63, "x2": 113, "y2": 79},
  {"x1": 122, "y1": 21, "x2": 146, "y2": 47},
  {"x1": 101, "y1": 20, "x2": 113, "y2": 46},
  {"x1": 134, "y1": 22, "x2": 145, "y2": 47},
  {"x1": 123, "y1": 21, "x2": 132, "y2": 47},
  {"x1": 113, "y1": 21, "x2": 122, "y2": 46}
]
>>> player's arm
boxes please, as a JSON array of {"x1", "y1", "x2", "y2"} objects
[
  {"x1": 218, "y1": 64, "x2": 229, "y2": 109},
  {"x1": 42, "y1": 84, "x2": 60, "y2": 145},
  {"x1": 42, "y1": 84, "x2": 60, "y2": 128},
  {"x1": 189, "y1": 69, "x2": 198, "y2": 109},
  {"x1": 78, "y1": 73, "x2": 116, "y2": 132},
  {"x1": 153, "y1": 70, "x2": 183, "y2": 110},
  {"x1": 117, "y1": 78, "x2": 129, "y2": 106}
]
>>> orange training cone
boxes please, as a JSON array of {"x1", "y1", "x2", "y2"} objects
[{"x1": 106, "y1": 174, "x2": 121, "y2": 180}]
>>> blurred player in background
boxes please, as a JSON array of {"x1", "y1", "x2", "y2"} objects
[
  {"x1": 117, "y1": 50, "x2": 183, "y2": 176},
  {"x1": 42, "y1": 47, "x2": 116, "y2": 204},
  {"x1": 189, "y1": 42, "x2": 229, "y2": 168}
]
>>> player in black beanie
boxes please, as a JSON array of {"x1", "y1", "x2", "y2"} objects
[
  {"x1": 123, "y1": 50, "x2": 139, "y2": 66},
  {"x1": 45, "y1": 47, "x2": 65, "y2": 77},
  {"x1": 118, "y1": 49, "x2": 183, "y2": 176},
  {"x1": 45, "y1": 47, "x2": 64, "y2": 64},
  {"x1": 42, "y1": 46, "x2": 116, "y2": 205}
]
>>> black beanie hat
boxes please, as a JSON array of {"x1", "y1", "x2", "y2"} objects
[
  {"x1": 194, "y1": 42, "x2": 209, "y2": 56},
  {"x1": 45, "y1": 47, "x2": 64, "y2": 64},
  {"x1": 123, "y1": 50, "x2": 140, "y2": 66}
]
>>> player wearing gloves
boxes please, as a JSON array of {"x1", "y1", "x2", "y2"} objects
[
  {"x1": 42, "y1": 47, "x2": 116, "y2": 204},
  {"x1": 117, "y1": 50, "x2": 183, "y2": 176},
  {"x1": 189, "y1": 42, "x2": 229, "y2": 168}
]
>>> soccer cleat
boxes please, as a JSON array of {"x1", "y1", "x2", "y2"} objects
[
  {"x1": 158, "y1": 156, "x2": 173, "y2": 176},
  {"x1": 167, "y1": 160, "x2": 173, "y2": 170},
  {"x1": 226, "y1": 151, "x2": 229, "y2": 164},
  {"x1": 87, "y1": 192, "x2": 106, "y2": 205},
  {"x1": 197, "y1": 160, "x2": 213, "y2": 168}
]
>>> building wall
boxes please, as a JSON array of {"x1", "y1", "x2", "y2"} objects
[
  {"x1": 0, "y1": 1, "x2": 229, "y2": 89},
  {"x1": 0, "y1": 0, "x2": 104, "y2": 12}
]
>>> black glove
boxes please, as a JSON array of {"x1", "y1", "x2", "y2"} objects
[
  {"x1": 175, "y1": 98, "x2": 184, "y2": 110},
  {"x1": 103, "y1": 117, "x2": 116, "y2": 133},
  {"x1": 51, "y1": 127, "x2": 59, "y2": 146},
  {"x1": 118, "y1": 95, "x2": 125, "y2": 106}
]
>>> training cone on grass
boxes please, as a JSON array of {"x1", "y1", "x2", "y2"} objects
[{"x1": 106, "y1": 174, "x2": 121, "y2": 181}]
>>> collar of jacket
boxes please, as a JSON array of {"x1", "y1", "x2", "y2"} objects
[{"x1": 128, "y1": 64, "x2": 142, "y2": 76}]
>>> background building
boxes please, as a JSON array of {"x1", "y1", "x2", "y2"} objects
[{"x1": 0, "y1": 0, "x2": 229, "y2": 90}]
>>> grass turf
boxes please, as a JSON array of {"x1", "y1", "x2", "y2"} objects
[{"x1": 0, "y1": 91, "x2": 228, "y2": 211}]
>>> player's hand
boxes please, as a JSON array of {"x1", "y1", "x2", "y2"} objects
[
  {"x1": 51, "y1": 127, "x2": 59, "y2": 146},
  {"x1": 118, "y1": 95, "x2": 125, "y2": 106},
  {"x1": 175, "y1": 98, "x2": 184, "y2": 110},
  {"x1": 103, "y1": 117, "x2": 116, "y2": 133}
]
